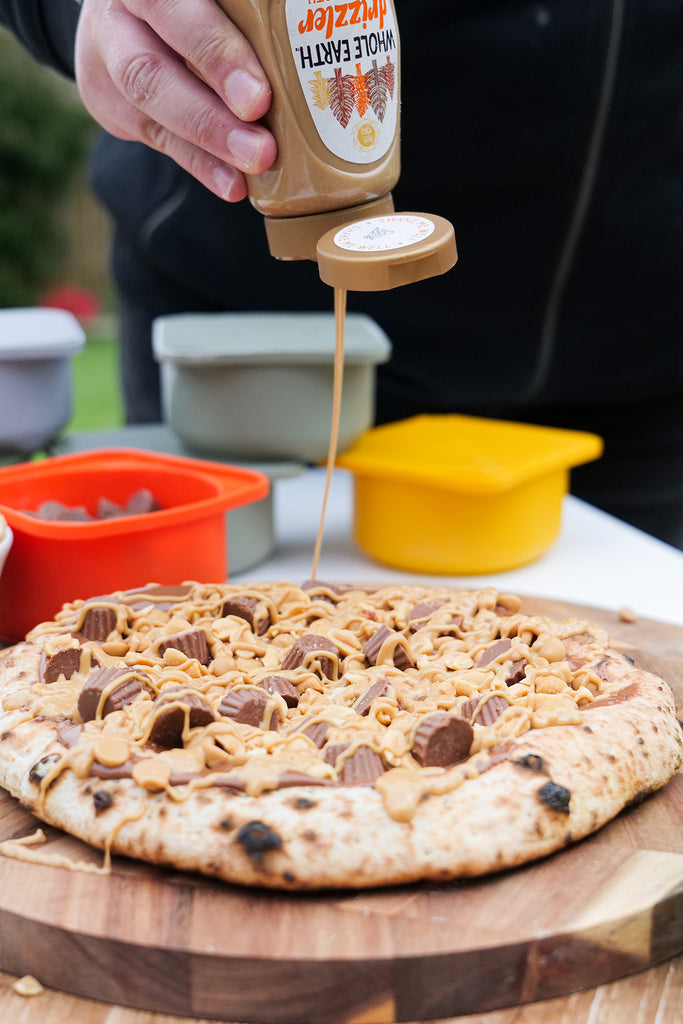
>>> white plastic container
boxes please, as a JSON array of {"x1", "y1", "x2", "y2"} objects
[
  {"x1": 152, "y1": 312, "x2": 392, "y2": 462},
  {"x1": 0, "y1": 308, "x2": 85, "y2": 454}
]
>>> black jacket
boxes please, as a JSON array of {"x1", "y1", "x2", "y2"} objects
[{"x1": 2, "y1": 0, "x2": 682, "y2": 425}]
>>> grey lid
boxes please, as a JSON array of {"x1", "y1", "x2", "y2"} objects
[
  {"x1": 0, "y1": 308, "x2": 86, "y2": 359},
  {"x1": 152, "y1": 311, "x2": 392, "y2": 366},
  {"x1": 53, "y1": 424, "x2": 305, "y2": 481}
]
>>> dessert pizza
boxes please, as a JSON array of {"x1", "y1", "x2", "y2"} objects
[{"x1": 0, "y1": 580, "x2": 680, "y2": 889}]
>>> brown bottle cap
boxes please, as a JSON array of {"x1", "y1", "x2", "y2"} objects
[
  {"x1": 315, "y1": 212, "x2": 457, "y2": 291},
  {"x1": 264, "y1": 196, "x2": 396, "y2": 261}
]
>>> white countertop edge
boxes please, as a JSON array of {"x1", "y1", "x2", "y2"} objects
[{"x1": 231, "y1": 468, "x2": 683, "y2": 628}]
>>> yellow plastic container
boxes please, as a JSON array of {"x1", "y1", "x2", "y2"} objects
[{"x1": 335, "y1": 414, "x2": 603, "y2": 574}]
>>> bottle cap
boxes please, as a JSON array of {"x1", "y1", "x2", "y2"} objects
[
  {"x1": 264, "y1": 196, "x2": 396, "y2": 261},
  {"x1": 315, "y1": 213, "x2": 457, "y2": 291}
]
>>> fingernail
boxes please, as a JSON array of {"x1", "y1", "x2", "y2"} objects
[
  {"x1": 213, "y1": 164, "x2": 239, "y2": 200},
  {"x1": 228, "y1": 126, "x2": 264, "y2": 170},
  {"x1": 225, "y1": 70, "x2": 267, "y2": 118}
]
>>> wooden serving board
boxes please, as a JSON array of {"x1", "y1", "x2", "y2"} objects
[{"x1": 0, "y1": 597, "x2": 681, "y2": 1024}]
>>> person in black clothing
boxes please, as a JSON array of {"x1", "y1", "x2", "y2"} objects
[{"x1": 1, "y1": 0, "x2": 682, "y2": 548}]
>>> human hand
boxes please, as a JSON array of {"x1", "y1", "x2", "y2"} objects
[{"x1": 75, "y1": 0, "x2": 277, "y2": 201}]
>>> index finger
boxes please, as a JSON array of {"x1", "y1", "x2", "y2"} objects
[{"x1": 124, "y1": 0, "x2": 272, "y2": 121}]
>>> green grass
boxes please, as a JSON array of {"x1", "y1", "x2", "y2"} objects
[{"x1": 68, "y1": 335, "x2": 125, "y2": 433}]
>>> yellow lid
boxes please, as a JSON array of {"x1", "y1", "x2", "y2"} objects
[
  {"x1": 336, "y1": 414, "x2": 604, "y2": 494},
  {"x1": 316, "y1": 213, "x2": 457, "y2": 290}
]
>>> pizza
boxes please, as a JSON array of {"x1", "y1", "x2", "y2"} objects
[{"x1": 0, "y1": 580, "x2": 680, "y2": 890}]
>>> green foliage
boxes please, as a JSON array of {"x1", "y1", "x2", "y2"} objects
[{"x1": 0, "y1": 31, "x2": 96, "y2": 307}]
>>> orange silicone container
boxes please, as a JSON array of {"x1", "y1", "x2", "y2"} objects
[{"x1": 0, "y1": 449, "x2": 269, "y2": 643}]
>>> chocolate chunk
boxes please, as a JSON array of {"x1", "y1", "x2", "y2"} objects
[
  {"x1": 364, "y1": 625, "x2": 390, "y2": 664},
  {"x1": 57, "y1": 722, "x2": 82, "y2": 748},
  {"x1": 221, "y1": 596, "x2": 271, "y2": 636},
  {"x1": 158, "y1": 628, "x2": 211, "y2": 666},
  {"x1": 324, "y1": 742, "x2": 350, "y2": 767},
  {"x1": 338, "y1": 745, "x2": 386, "y2": 785},
  {"x1": 126, "y1": 488, "x2": 161, "y2": 515},
  {"x1": 459, "y1": 696, "x2": 478, "y2": 721},
  {"x1": 149, "y1": 691, "x2": 216, "y2": 749},
  {"x1": 411, "y1": 713, "x2": 474, "y2": 768},
  {"x1": 477, "y1": 638, "x2": 513, "y2": 666},
  {"x1": 258, "y1": 674, "x2": 300, "y2": 707},
  {"x1": 408, "y1": 601, "x2": 463, "y2": 636},
  {"x1": 474, "y1": 694, "x2": 510, "y2": 727},
  {"x1": 505, "y1": 659, "x2": 528, "y2": 686},
  {"x1": 353, "y1": 678, "x2": 390, "y2": 716},
  {"x1": 31, "y1": 500, "x2": 91, "y2": 521},
  {"x1": 218, "y1": 688, "x2": 274, "y2": 728},
  {"x1": 235, "y1": 820, "x2": 282, "y2": 860},
  {"x1": 281, "y1": 634, "x2": 339, "y2": 680},
  {"x1": 301, "y1": 579, "x2": 346, "y2": 594},
  {"x1": 364, "y1": 626, "x2": 414, "y2": 671},
  {"x1": 537, "y1": 780, "x2": 571, "y2": 814},
  {"x1": 97, "y1": 497, "x2": 126, "y2": 519},
  {"x1": 39, "y1": 646, "x2": 96, "y2": 685},
  {"x1": 79, "y1": 606, "x2": 117, "y2": 642},
  {"x1": 77, "y1": 667, "x2": 154, "y2": 723},
  {"x1": 124, "y1": 584, "x2": 193, "y2": 611},
  {"x1": 301, "y1": 580, "x2": 347, "y2": 604},
  {"x1": 93, "y1": 790, "x2": 113, "y2": 812},
  {"x1": 300, "y1": 719, "x2": 330, "y2": 748},
  {"x1": 407, "y1": 600, "x2": 447, "y2": 629}
]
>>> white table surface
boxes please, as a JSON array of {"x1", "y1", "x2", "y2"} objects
[{"x1": 233, "y1": 467, "x2": 683, "y2": 628}]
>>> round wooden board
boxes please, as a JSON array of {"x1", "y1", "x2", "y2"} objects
[{"x1": 0, "y1": 597, "x2": 681, "y2": 1024}]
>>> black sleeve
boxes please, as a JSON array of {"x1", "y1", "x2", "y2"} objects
[{"x1": 0, "y1": 0, "x2": 80, "y2": 77}]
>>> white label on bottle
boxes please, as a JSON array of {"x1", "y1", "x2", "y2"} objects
[
  {"x1": 333, "y1": 215, "x2": 435, "y2": 251},
  {"x1": 285, "y1": 0, "x2": 399, "y2": 164}
]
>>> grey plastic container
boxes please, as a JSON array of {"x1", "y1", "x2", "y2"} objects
[
  {"x1": 152, "y1": 311, "x2": 392, "y2": 462},
  {"x1": 0, "y1": 308, "x2": 85, "y2": 455},
  {"x1": 53, "y1": 424, "x2": 304, "y2": 575}
]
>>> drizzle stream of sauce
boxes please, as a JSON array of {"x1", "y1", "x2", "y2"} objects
[{"x1": 311, "y1": 286, "x2": 346, "y2": 580}]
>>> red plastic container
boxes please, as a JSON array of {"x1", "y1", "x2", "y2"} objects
[{"x1": 0, "y1": 449, "x2": 269, "y2": 643}]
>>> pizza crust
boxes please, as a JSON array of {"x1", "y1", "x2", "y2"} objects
[{"x1": 0, "y1": 584, "x2": 680, "y2": 890}]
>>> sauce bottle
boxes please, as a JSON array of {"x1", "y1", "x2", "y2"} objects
[{"x1": 216, "y1": 0, "x2": 401, "y2": 260}]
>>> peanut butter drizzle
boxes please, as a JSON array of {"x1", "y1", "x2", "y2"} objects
[
  {"x1": 21, "y1": 583, "x2": 631, "y2": 830},
  {"x1": 0, "y1": 828, "x2": 110, "y2": 875},
  {"x1": 311, "y1": 286, "x2": 347, "y2": 581}
]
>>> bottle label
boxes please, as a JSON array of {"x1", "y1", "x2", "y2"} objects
[
  {"x1": 333, "y1": 215, "x2": 436, "y2": 251},
  {"x1": 286, "y1": 0, "x2": 399, "y2": 164}
]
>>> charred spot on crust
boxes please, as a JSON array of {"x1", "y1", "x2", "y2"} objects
[
  {"x1": 93, "y1": 790, "x2": 112, "y2": 812},
  {"x1": 283, "y1": 870, "x2": 297, "y2": 884},
  {"x1": 236, "y1": 820, "x2": 282, "y2": 861},
  {"x1": 219, "y1": 818, "x2": 233, "y2": 830},
  {"x1": 537, "y1": 780, "x2": 571, "y2": 814},
  {"x1": 29, "y1": 753, "x2": 60, "y2": 784},
  {"x1": 625, "y1": 789, "x2": 650, "y2": 809},
  {"x1": 1, "y1": 731, "x2": 13, "y2": 741},
  {"x1": 516, "y1": 753, "x2": 545, "y2": 773},
  {"x1": 294, "y1": 797, "x2": 316, "y2": 810}
]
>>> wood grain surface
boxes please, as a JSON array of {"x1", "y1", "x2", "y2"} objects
[{"x1": 0, "y1": 597, "x2": 681, "y2": 1024}]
